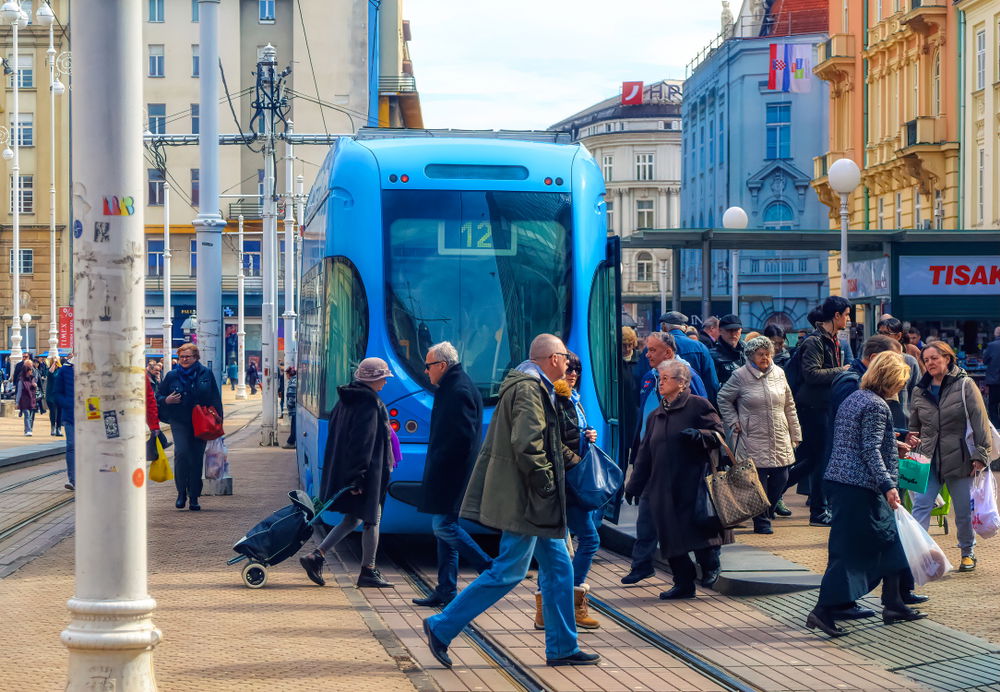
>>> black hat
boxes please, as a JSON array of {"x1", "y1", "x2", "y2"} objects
[
  {"x1": 659, "y1": 311, "x2": 688, "y2": 326},
  {"x1": 719, "y1": 313, "x2": 742, "y2": 330}
]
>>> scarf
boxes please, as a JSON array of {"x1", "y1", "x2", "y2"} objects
[{"x1": 176, "y1": 361, "x2": 201, "y2": 392}]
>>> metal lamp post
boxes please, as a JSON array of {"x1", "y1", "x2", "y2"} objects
[
  {"x1": 3, "y1": 2, "x2": 27, "y2": 366},
  {"x1": 21, "y1": 311, "x2": 29, "y2": 350},
  {"x1": 161, "y1": 181, "x2": 172, "y2": 361},
  {"x1": 236, "y1": 214, "x2": 247, "y2": 399},
  {"x1": 722, "y1": 206, "x2": 748, "y2": 317},
  {"x1": 828, "y1": 158, "x2": 861, "y2": 295}
]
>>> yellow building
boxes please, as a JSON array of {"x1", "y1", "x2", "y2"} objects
[{"x1": 812, "y1": 0, "x2": 960, "y2": 294}]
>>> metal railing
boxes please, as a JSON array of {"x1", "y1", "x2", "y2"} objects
[
  {"x1": 226, "y1": 201, "x2": 284, "y2": 219},
  {"x1": 379, "y1": 75, "x2": 417, "y2": 93}
]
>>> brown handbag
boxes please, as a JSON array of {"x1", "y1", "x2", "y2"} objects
[{"x1": 704, "y1": 431, "x2": 770, "y2": 528}]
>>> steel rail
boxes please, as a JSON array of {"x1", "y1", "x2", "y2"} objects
[
  {"x1": 0, "y1": 496, "x2": 74, "y2": 545},
  {"x1": 0, "y1": 468, "x2": 64, "y2": 494}
]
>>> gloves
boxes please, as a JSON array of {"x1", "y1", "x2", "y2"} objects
[{"x1": 680, "y1": 428, "x2": 703, "y2": 443}]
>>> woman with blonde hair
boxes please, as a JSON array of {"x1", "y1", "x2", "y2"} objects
[
  {"x1": 45, "y1": 356, "x2": 63, "y2": 436},
  {"x1": 807, "y1": 351, "x2": 925, "y2": 637}
]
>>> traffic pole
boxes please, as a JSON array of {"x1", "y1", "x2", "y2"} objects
[
  {"x1": 61, "y1": 1, "x2": 161, "y2": 688},
  {"x1": 259, "y1": 45, "x2": 278, "y2": 446},
  {"x1": 161, "y1": 182, "x2": 172, "y2": 362},
  {"x1": 281, "y1": 122, "x2": 297, "y2": 371},
  {"x1": 236, "y1": 214, "x2": 247, "y2": 400}
]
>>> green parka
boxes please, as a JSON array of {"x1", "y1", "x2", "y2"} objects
[{"x1": 460, "y1": 369, "x2": 578, "y2": 539}]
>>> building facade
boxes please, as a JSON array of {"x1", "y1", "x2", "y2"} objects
[
  {"x1": 550, "y1": 81, "x2": 683, "y2": 334},
  {"x1": 812, "y1": 0, "x2": 959, "y2": 294},
  {"x1": 682, "y1": 0, "x2": 831, "y2": 331}
]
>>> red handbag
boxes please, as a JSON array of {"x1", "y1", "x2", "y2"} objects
[{"x1": 192, "y1": 405, "x2": 224, "y2": 440}]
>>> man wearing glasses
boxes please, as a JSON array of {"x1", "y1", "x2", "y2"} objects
[
  {"x1": 412, "y1": 342, "x2": 493, "y2": 608},
  {"x1": 423, "y1": 334, "x2": 600, "y2": 669}
]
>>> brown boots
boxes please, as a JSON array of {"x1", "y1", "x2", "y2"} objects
[{"x1": 533, "y1": 585, "x2": 601, "y2": 630}]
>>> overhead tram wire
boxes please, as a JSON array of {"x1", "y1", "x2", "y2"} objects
[
  {"x1": 295, "y1": 0, "x2": 328, "y2": 136},
  {"x1": 283, "y1": 88, "x2": 359, "y2": 131},
  {"x1": 220, "y1": 59, "x2": 262, "y2": 153}
]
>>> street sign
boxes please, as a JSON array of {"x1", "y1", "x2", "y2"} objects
[{"x1": 898, "y1": 255, "x2": 1000, "y2": 295}]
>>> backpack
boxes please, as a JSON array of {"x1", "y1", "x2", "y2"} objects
[{"x1": 783, "y1": 341, "x2": 808, "y2": 395}]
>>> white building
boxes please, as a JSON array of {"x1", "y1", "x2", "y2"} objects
[{"x1": 550, "y1": 80, "x2": 683, "y2": 334}]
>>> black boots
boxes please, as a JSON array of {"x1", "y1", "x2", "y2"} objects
[
  {"x1": 357, "y1": 566, "x2": 394, "y2": 588},
  {"x1": 175, "y1": 493, "x2": 186, "y2": 509},
  {"x1": 299, "y1": 550, "x2": 326, "y2": 586}
]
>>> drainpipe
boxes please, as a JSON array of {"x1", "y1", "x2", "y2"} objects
[
  {"x1": 957, "y1": 10, "x2": 965, "y2": 230},
  {"x1": 862, "y1": 0, "x2": 871, "y2": 229}
]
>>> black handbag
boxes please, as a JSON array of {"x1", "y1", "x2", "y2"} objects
[{"x1": 565, "y1": 443, "x2": 624, "y2": 511}]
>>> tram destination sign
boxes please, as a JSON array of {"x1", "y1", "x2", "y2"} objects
[{"x1": 898, "y1": 255, "x2": 1000, "y2": 295}]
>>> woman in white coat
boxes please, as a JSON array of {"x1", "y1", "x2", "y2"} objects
[{"x1": 717, "y1": 335, "x2": 802, "y2": 534}]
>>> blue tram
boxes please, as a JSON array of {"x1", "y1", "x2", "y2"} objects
[{"x1": 295, "y1": 129, "x2": 624, "y2": 533}]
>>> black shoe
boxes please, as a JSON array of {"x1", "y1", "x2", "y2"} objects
[
  {"x1": 621, "y1": 567, "x2": 655, "y2": 585},
  {"x1": 357, "y1": 566, "x2": 394, "y2": 588},
  {"x1": 902, "y1": 593, "x2": 929, "y2": 605},
  {"x1": 412, "y1": 593, "x2": 453, "y2": 607},
  {"x1": 806, "y1": 610, "x2": 848, "y2": 637},
  {"x1": 774, "y1": 499, "x2": 792, "y2": 516},
  {"x1": 299, "y1": 551, "x2": 326, "y2": 586},
  {"x1": 188, "y1": 501, "x2": 201, "y2": 511},
  {"x1": 546, "y1": 650, "x2": 601, "y2": 667},
  {"x1": 175, "y1": 494, "x2": 186, "y2": 509},
  {"x1": 700, "y1": 568, "x2": 721, "y2": 588},
  {"x1": 809, "y1": 514, "x2": 832, "y2": 527},
  {"x1": 753, "y1": 525, "x2": 774, "y2": 535},
  {"x1": 423, "y1": 619, "x2": 452, "y2": 668},
  {"x1": 659, "y1": 585, "x2": 696, "y2": 600},
  {"x1": 831, "y1": 605, "x2": 877, "y2": 620},
  {"x1": 882, "y1": 607, "x2": 928, "y2": 625}
]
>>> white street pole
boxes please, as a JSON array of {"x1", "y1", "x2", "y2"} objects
[
  {"x1": 828, "y1": 158, "x2": 861, "y2": 296},
  {"x1": 295, "y1": 174, "x2": 304, "y2": 320},
  {"x1": 193, "y1": 0, "x2": 224, "y2": 386},
  {"x1": 236, "y1": 214, "x2": 247, "y2": 400},
  {"x1": 658, "y1": 259, "x2": 667, "y2": 316},
  {"x1": 721, "y1": 206, "x2": 749, "y2": 320},
  {"x1": 62, "y1": 0, "x2": 161, "y2": 687},
  {"x1": 259, "y1": 47, "x2": 277, "y2": 445},
  {"x1": 161, "y1": 182, "x2": 172, "y2": 361},
  {"x1": 839, "y1": 193, "x2": 849, "y2": 294},
  {"x1": 7, "y1": 7, "x2": 23, "y2": 365},
  {"x1": 282, "y1": 122, "x2": 297, "y2": 371},
  {"x1": 730, "y1": 250, "x2": 739, "y2": 316},
  {"x1": 42, "y1": 4, "x2": 58, "y2": 360}
]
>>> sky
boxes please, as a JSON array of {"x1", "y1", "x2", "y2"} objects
[{"x1": 403, "y1": 1, "x2": 723, "y2": 131}]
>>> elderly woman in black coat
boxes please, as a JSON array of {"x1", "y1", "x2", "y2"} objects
[
  {"x1": 299, "y1": 357, "x2": 396, "y2": 589},
  {"x1": 625, "y1": 359, "x2": 732, "y2": 600}
]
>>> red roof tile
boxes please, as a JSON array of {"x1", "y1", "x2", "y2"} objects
[{"x1": 766, "y1": 0, "x2": 828, "y2": 36}]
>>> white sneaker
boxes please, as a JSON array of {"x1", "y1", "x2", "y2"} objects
[
  {"x1": 64, "y1": 482, "x2": 75, "y2": 491},
  {"x1": 25, "y1": 431, "x2": 32, "y2": 436}
]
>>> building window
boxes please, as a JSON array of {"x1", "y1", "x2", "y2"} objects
[
  {"x1": 192, "y1": 44, "x2": 200, "y2": 77},
  {"x1": 762, "y1": 201, "x2": 794, "y2": 230},
  {"x1": 914, "y1": 187, "x2": 922, "y2": 227},
  {"x1": 18, "y1": 0, "x2": 31, "y2": 23},
  {"x1": 9, "y1": 248, "x2": 32, "y2": 274},
  {"x1": 605, "y1": 200, "x2": 614, "y2": 232},
  {"x1": 718, "y1": 113, "x2": 725, "y2": 164},
  {"x1": 259, "y1": 0, "x2": 275, "y2": 22},
  {"x1": 978, "y1": 147, "x2": 985, "y2": 222},
  {"x1": 191, "y1": 104, "x2": 199, "y2": 134},
  {"x1": 708, "y1": 126, "x2": 715, "y2": 169},
  {"x1": 192, "y1": 0, "x2": 199, "y2": 22},
  {"x1": 636, "y1": 252, "x2": 654, "y2": 282},
  {"x1": 895, "y1": 192, "x2": 903, "y2": 229},
  {"x1": 9, "y1": 174, "x2": 32, "y2": 213},
  {"x1": 602, "y1": 154, "x2": 613, "y2": 182},
  {"x1": 191, "y1": 169, "x2": 200, "y2": 207},
  {"x1": 147, "y1": 239, "x2": 164, "y2": 277},
  {"x1": 699, "y1": 126, "x2": 705, "y2": 168},
  {"x1": 842, "y1": 0, "x2": 848, "y2": 33},
  {"x1": 934, "y1": 189, "x2": 944, "y2": 229},
  {"x1": 877, "y1": 197, "x2": 885, "y2": 228},
  {"x1": 635, "y1": 153, "x2": 654, "y2": 181},
  {"x1": 799, "y1": 258, "x2": 808, "y2": 272},
  {"x1": 977, "y1": 30, "x2": 987, "y2": 90},
  {"x1": 147, "y1": 103, "x2": 166, "y2": 134},
  {"x1": 766, "y1": 104, "x2": 791, "y2": 159},
  {"x1": 148, "y1": 44, "x2": 164, "y2": 78},
  {"x1": 148, "y1": 0, "x2": 164, "y2": 22},
  {"x1": 876, "y1": 0, "x2": 882, "y2": 20},
  {"x1": 243, "y1": 239, "x2": 262, "y2": 277},
  {"x1": 912, "y1": 62, "x2": 919, "y2": 118},
  {"x1": 147, "y1": 168, "x2": 165, "y2": 206},
  {"x1": 190, "y1": 239, "x2": 198, "y2": 275},
  {"x1": 8, "y1": 53, "x2": 32, "y2": 88},
  {"x1": 11, "y1": 113, "x2": 32, "y2": 147},
  {"x1": 636, "y1": 199, "x2": 655, "y2": 228},
  {"x1": 932, "y1": 52, "x2": 941, "y2": 115}
]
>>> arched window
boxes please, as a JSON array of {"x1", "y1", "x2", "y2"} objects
[
  {"x1": 763, "y1": 201, "x2": 795, "y2": 230},
  {"x1": 636, "y1": 252, "x2": 654, "y2": 282},
  {"x1": 932, "y1": 51, "x2": 941, "y2": 116}
]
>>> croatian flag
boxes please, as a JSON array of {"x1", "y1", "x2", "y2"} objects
[{"x1": 768, "y1": 43, "x2": 812, "y2": 93}]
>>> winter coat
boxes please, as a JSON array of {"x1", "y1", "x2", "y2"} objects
[
  {"x1": 773, "y1": 348, "x2": 791, "y2": 369},
  {"x1": 620, "y1": 355, "x2": 641, "y2": 446},
  {"x1": 984, "y1": 337, "x2": 1000, "y2": 386},
  {"x1": 45, "y1": 363, "x2": 61, "y2": 406},
  {"x1": 226, "y1": 363, "x2": 238, "y2": 381},
  {"x1": 711, "y1": 339, "x2": 748, "y2": 387},
  {"x1": 716, "y1": 363, "x2": 801, "y2": 468},
  {"x1": 625, "y1": 390, "x2": 733, "y2": 558},
  {"x1": 52, "y1": 363, "x2": 74, "y2": 416},
  {"x1": 285, "y1": 376, "x2": 297, "y2": 416},
  {"x1": 794, "y1": 327, "x2": 843, "y2": 409},
  {"x1": 155, "y1": 361, "x2": 223, "y2": 427},
  {"x1": 909, "y1": 366, "x2": 993, "y2": 481},
  {"x1": 824, "y1": 389, "x2": 898, "y2": 494},
  {"x1": 318, "y1": 381, "x2": 393, "y2": 525},
  {"x1": 418, "y1": 364, "x2": 484, "y2": 516},
  {"x1": 666, "y1": 328, "x2": 720, "y2": 399},
  {"x1": 698, "y1": 332, "x2": 717, "y2": 351},
  {"x1": 245, "y1": 365, "x2": 259, "y2": 386},
  {"x1": 460, "y1": 368, "x2": 578, "y2": 539},
  {"x1": 16, "y1": 373, "x2": 37, "y2": 412},
  {"x1": 145, "y1": 378, "x2": 159, "y2": 431}
]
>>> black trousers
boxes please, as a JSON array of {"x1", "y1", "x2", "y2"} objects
[
  {"x1": 172, "y1": 423, "x2": 206, "y2": 500},
  {"x1": 667, "y1": 546, "x2": 721, "y2": 590},
  {"x1": 754, "y1": 466, "x2": 791, "y2": 531},
  {"x1": 785, "y1": 406, "x2": 831, "y2": 520},
  {"x1": 48, "y1": 402, "x2": 61, "y2": 428}
]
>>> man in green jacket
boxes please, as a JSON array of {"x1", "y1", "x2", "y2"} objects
[{"x1": 423, "y1": 334, "x2": 600, "y2": 669}]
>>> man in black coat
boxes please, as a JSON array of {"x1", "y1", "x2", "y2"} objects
[
  {"x1": 710, "y1": 313, "x2": 747, "y2": 388},
  {"x1": 413, "y1": 341, "x2": 492, "y2": 607}
]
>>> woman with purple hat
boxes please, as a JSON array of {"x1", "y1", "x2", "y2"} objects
[{"x1": 299, "y1": 357, "x2": 397, "y2": 588}]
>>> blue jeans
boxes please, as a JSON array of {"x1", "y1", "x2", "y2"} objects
[
  {"x1": 64, "y1": 421, "x2": 75, "y2": 484},
  {"x1": 431, "y1": 513, "x2": 492, "y2": 599},
  {"x1": 427, "y1": 531, "x2": 579, "y2": 660},
  {"x1": 630, "y1": 494, "x2": 658, "y2": 572},
  {"x1": 566, "y1": 504, "x2": 602, "y2": 586},
  {"x1": 912, "y1": 474, "x2": 976, "y2": 556}
]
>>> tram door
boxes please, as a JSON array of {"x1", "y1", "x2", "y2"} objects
[{"x1": 589, "y1": 236, "x2": 626, "y2": 523}]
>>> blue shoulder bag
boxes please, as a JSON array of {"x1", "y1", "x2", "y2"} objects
[{"x1": 565, "y1": 442, "x2": 624, "y2": 511}]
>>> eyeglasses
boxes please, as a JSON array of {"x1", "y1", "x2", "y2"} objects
[
  {"x1": 178, "y1": 354, "x2": 196, "y2": 360},
  {"x1": 551, "y1": 352, "x2": 570, "y2": 360},
  {"x1": 423, "y1": 360, "x2": 445, "y2": 371},
  {"x1": 566, "y1": 368, "x2": 580, "y2": 375}
]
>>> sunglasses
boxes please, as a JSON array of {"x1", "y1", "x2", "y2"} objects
[{"x1": 423, "y1": 360, "x2": 445, "y2": 371}]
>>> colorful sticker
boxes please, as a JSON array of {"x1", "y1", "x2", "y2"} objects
[
  {"x1": 73, "y1": 220, "x2": 83, "y2": 238},
  {"x1": 99, "y1": 464, "x2": 118, "y2": 473},
  {"x1": 132, "y1": 467, "x2": 145, "y2": 488},
  {"x1": 86, "y1": 397, "x2": 101, "y2": 420},
  {"x1": 103, "y1": 410, "x2": 120, "y2": 439}
]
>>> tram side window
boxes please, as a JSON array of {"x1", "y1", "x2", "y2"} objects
[
  {"x1": 322, "y1": 257, "x2": 369, "y2": 415},
  {"x1": 297, "y1": 265, "x2": 324, "y2": 417},
  {"x1": 588, "y1": 261, "x2": 620, "y2": 425}
]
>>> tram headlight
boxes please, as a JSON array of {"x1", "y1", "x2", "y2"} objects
[{"x1": 404, "y1": 420, "x2": 418, "y2": 433}]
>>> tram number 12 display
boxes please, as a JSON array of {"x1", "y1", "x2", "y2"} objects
[{"x1": 438, "y1": 220, "x2": 517, "y2": 256}]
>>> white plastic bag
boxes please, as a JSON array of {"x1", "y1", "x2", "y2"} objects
[
  {"x1": 971, "y1": 471, "x2": 1000, "y2": 539},
  {"x1": 204, "y1": 437, "x2": 228, "y2": 480},
  {"x1": 894, "y1": 506, "x2": 953, "y2": 586}
]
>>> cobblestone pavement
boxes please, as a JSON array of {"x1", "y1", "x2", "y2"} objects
[
  {"x1": 736, "y1": 476, "x2": 1000, "y2": 645},
  {"x1": 0, "y1": 398, "x2": 417, "y2": 692}
]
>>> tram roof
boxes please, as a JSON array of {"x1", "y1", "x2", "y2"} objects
[
  {"x1": 355, "y1": 128, "x2": 573, "y2": 144},
  {"x1": 622, "y1": 228, "x2": 999, "y2": 251}
]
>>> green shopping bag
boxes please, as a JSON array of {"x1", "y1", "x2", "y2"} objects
[{"x1": 898, "y1": 456, "x2": 930, "y2": 494}]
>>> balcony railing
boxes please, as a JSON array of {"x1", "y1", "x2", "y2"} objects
[
  {"x1": 902, "y1": 117, "x2": 940, "y2": 147},
  {"x1": 227, "y1": 201, "x2": 285, "y2": 220},
  {"x1": 909, "y1": 0, "x2": 946, "y2": 9},
  {"x1": 379, "y1": 75, "x2": 417, "y2": 93},
  {"x1": 817, "y1": 34, "x2": 855, "y2": 63}
]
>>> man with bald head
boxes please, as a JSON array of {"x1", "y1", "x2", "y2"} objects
[{"x1": 423, "y1": 334, "x2": 600, "y2": 669}]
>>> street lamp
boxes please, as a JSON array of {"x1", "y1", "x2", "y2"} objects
[
  {"x1": 722, "y1": 206, "x2": 748, "y2": 317},
  {"x1": 828, "y1": 158, "x2": 861, "y2": 295},
  {"x1": 2, "y1": 1, "x2": 25, "y2": 367},
  {"x1": 21, "y1": 312, "x2": 30, "y2": 351}
]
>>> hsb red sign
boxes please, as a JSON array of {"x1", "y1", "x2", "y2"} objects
[{"x1": 621, "y1": 81, "x2": 643, "y2": 105}]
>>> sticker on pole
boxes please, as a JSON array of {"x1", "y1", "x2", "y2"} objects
[
  {"x1": 86, "y1": 397, "x2": 101, "y2": 420},
  {"x1": 132, "y1": 467, "x2": 145, "y2": 488},
  {"x1": 103, "y1": 410, "x2": 120, "y2": 439}
]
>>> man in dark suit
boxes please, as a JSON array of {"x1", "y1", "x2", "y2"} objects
[{"x1": 413, "y1": 341, "x2": 492, "y2": 607}]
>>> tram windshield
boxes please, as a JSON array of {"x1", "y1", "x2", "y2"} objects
[{"x1": 383, "y1": 189, "x2": 572, "y2": 402}]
